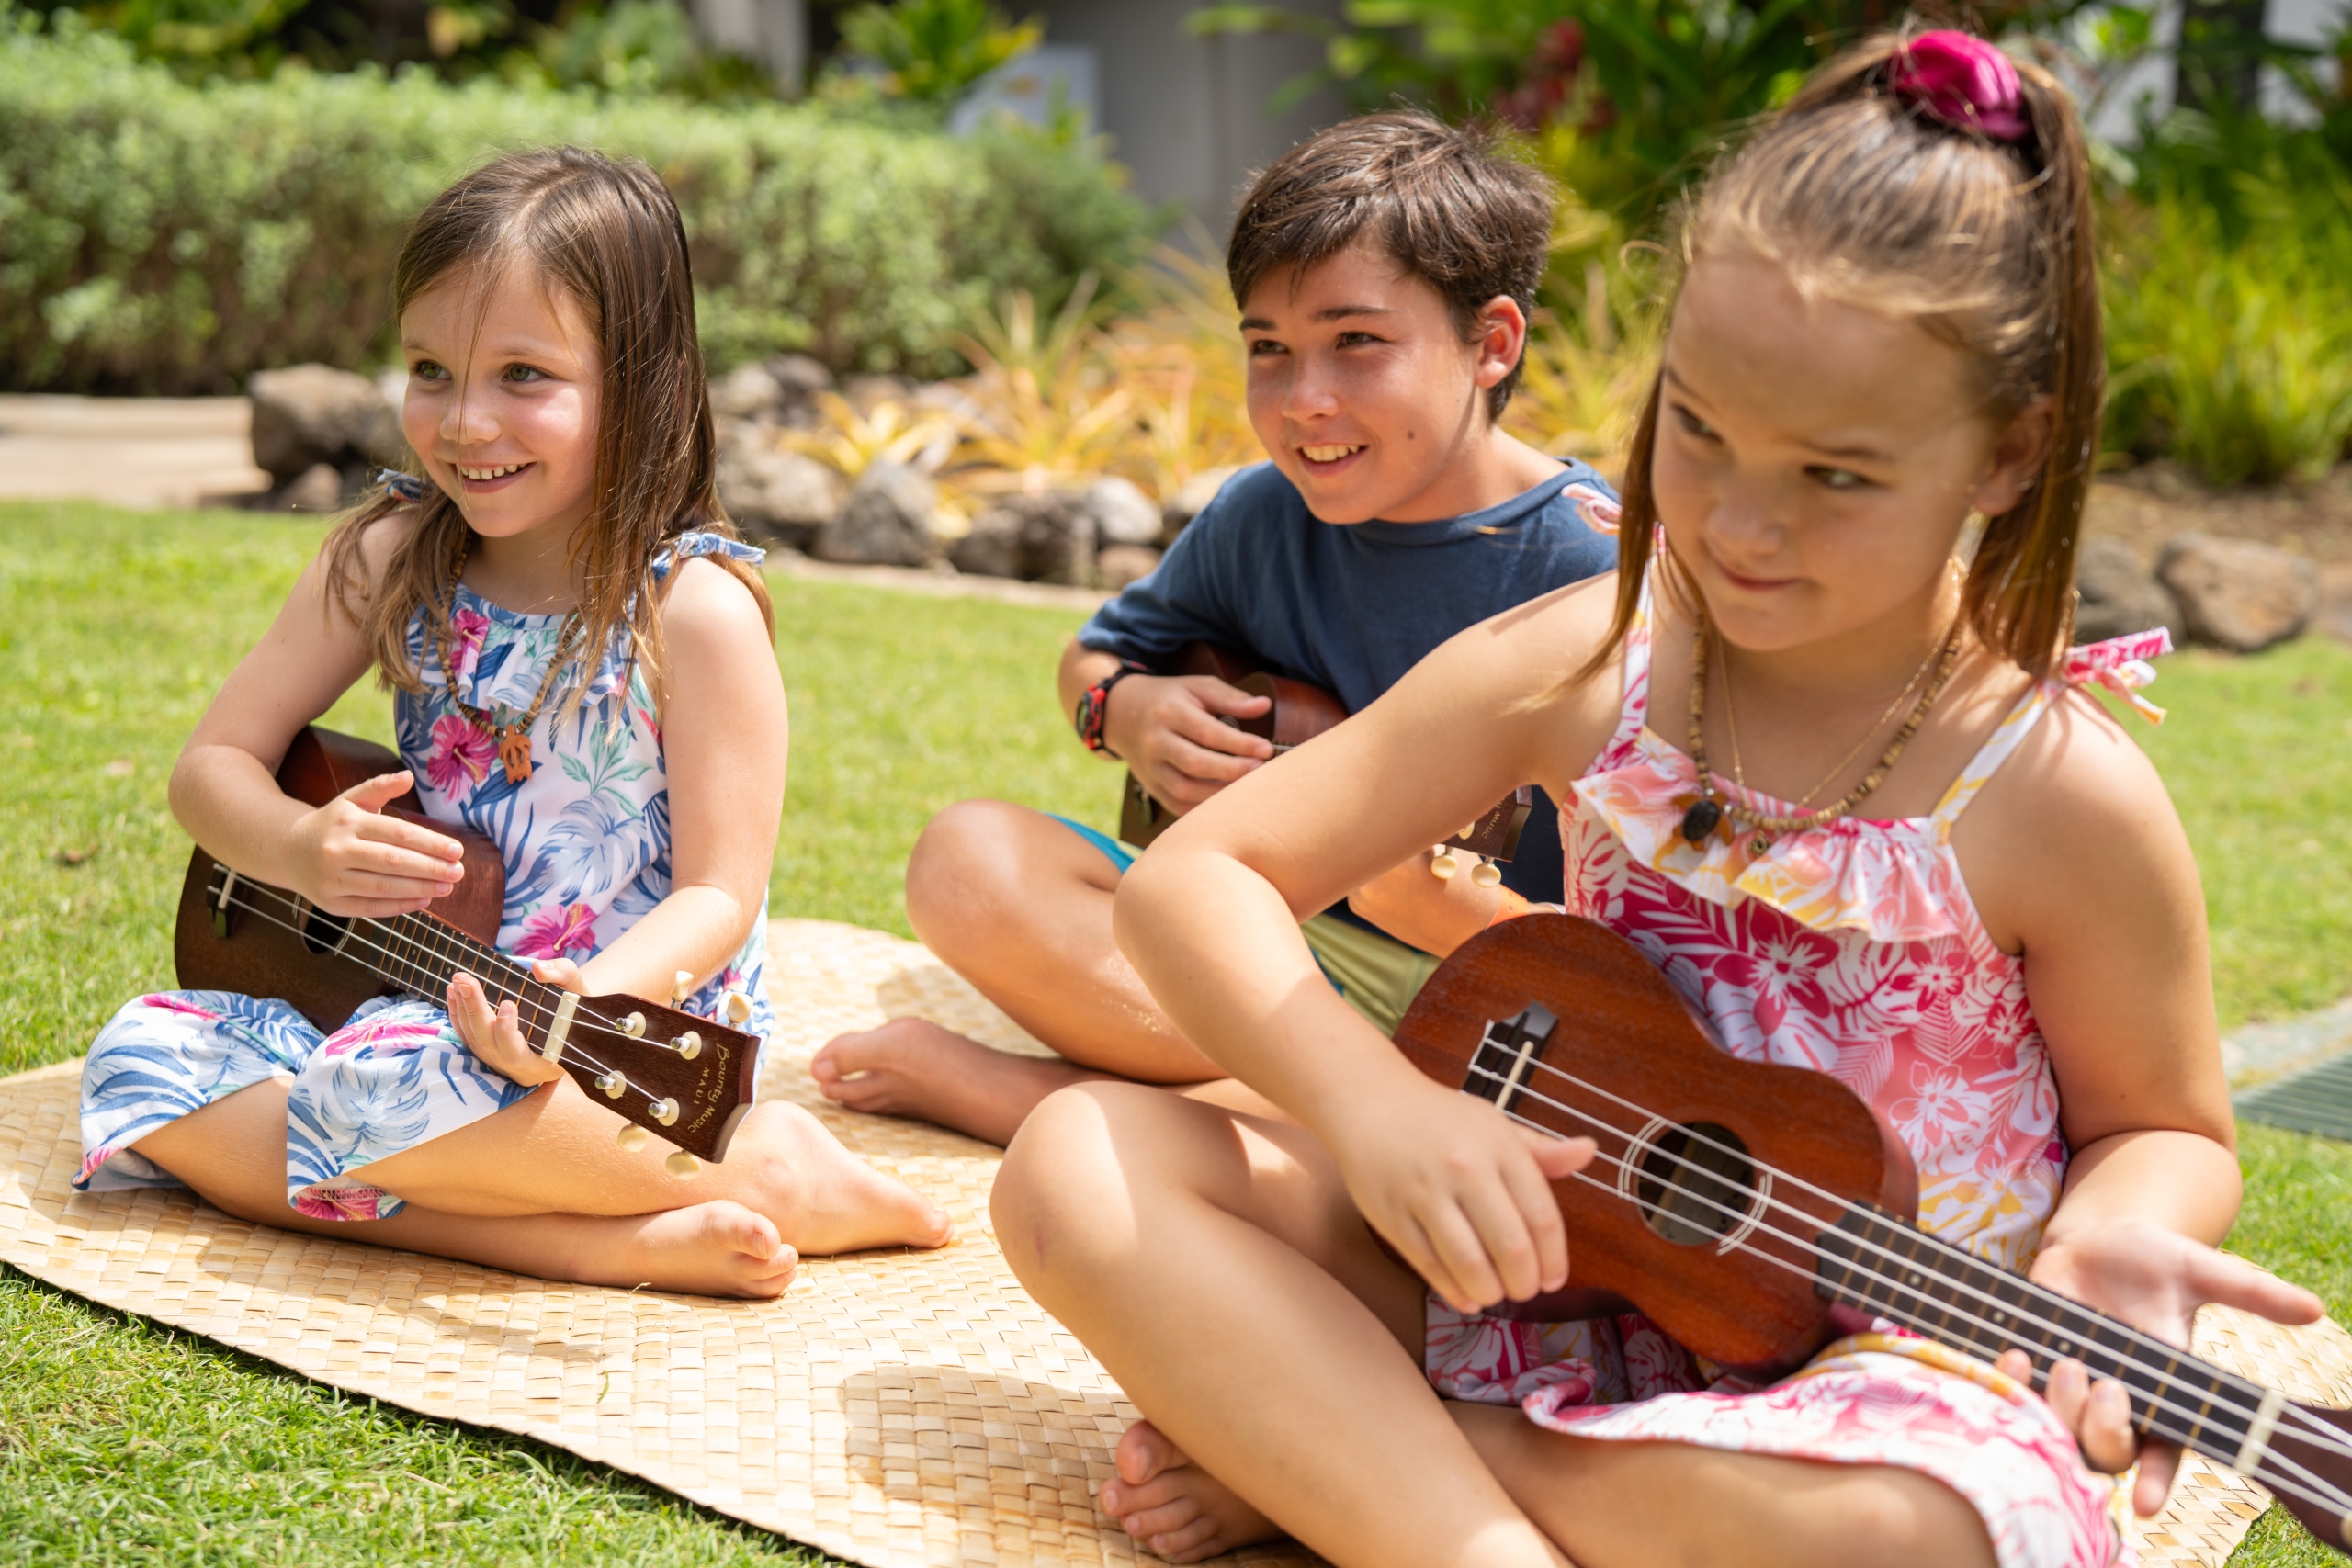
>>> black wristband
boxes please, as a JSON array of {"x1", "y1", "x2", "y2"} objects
[{"x1": 1075, "y1": 660, "x2": 1150, "y2": 757}]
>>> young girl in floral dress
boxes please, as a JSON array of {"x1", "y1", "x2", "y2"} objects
[
  {"x1": 993, "y1": 32, "x2": 2324, "y2": 1568},
  {"x1": 75, "y1": 148, "x2": 949, "y2": 1297}
]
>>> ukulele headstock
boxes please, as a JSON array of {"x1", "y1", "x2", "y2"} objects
[{"x1": 546, "y1": 990, "x2": 761, "y2": 1166}]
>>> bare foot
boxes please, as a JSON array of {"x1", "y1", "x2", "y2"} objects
[
  {"x1": 570, "y1": 1199, "x2": 801, "y2": 1299},
  {"x1": 729, "y1": 1100, "x2": 956, "y2": 1255},
  {"x1": 1096, "y1": 1419, "x2": 1282, "y2": 1564},
  {"x1": 810, "y1": 1017, "x2": 1106, "y2": 1146}
]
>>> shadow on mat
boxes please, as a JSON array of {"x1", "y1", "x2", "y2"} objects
[{"x1": 835, "y1": 1362, "x2": 1126, "y2": 1516}]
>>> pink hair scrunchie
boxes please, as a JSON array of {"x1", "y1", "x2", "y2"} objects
[{"x1": 1889, "y1": 30, "x2": 2030, "y2": 142}]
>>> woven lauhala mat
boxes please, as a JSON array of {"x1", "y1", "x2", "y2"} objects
[{"x1": 0, "y1": 918, "x2": 2345, "y2": 1568}]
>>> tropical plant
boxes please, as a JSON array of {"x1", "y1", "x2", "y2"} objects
[
  {"x1": 1102, "y1": 243, "x2": 1260, "y2": 501},
  {"x1": 0, "y1": 17, "x2": 1155, "y2": 391},
  {"x1": 780, "y1": 392, "x2": 962, "y2": 477},
  {"x1": 2101, "y1": 119, "x2": 2352, "y2": 485},
  {"x1": 948, "y1": 276, "x2": 1141, "y2": 492},
  {"x1": 831, "y1": 0, "x2": 1038, "y2": 102}
]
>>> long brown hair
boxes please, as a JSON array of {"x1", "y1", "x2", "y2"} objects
[
  {"x1": 1579, "y1": 31, "x2": 2100, "y2": 683},
  {"x1": 324, "y1": 146, "x2": 769, "y2": 706}
]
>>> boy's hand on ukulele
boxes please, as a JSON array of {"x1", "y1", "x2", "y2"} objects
[
  {"x1": 291, "y1": 771, "x2": 464, "y2": 917},
  {"x1": 1332, "y1": 1077, "x2": 1595, "y2": 1314},
  {"x1": 1995, "y1": 1219, "x2": 2322, "y2": 1515},
  {"x1": 1106, "y1": 674, "x2": 1274, "y2": 814},
  {"x1": 445, "y1": 962, "x2": 583, "y2": 1087}
]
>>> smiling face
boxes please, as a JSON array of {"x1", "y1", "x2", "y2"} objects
[
  {"x1": 1240, "y1": 243, "x2": 1531, "y2": 524},
  {"x1": 399, "y1": 265, "x2": 605, "y2": 549},
  {"x1": 1653, "y1": 253, "x2": 2047, "y2": 657}
]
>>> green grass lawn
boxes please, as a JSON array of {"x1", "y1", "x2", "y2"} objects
[{"x1": 1, "y1": 500, "x2": 2347, "y2": 1565}]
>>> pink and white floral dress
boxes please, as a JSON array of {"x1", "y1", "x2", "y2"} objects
[{"x1": 1424, "y1": 588, "x2": 2173, "y2": 1568}]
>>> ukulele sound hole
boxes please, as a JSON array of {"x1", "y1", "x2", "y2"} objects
[
  {"x1": 298, "y1": 906, "x2": 352, "y2": 958},
  {"x1": 1634, "y1": 1122, "x2": 1756, "y2": 1247}
]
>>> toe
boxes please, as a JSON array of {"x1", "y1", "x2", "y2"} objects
[
  {"x1": 1121, "y1": 1498, "x2": 1203, "y2": 1540},
  {"x1": 1153, "y1": 1515, "x2": 1226, "y2": 1563},
  {"x1": 1116, "y1": 1418, "x2": 1184, "y2": 1486}
]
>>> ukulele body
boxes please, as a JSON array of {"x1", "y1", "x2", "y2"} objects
[
  {"x1": 170, "y1": 727, "x2": 760, "y2": 1163},
  {"x1": 174, "y1": 728, "x2": 507, "y2": 1032},
  {"x1": 1119, "y1": 643, "x2": 1349, "y2": 850},
  {"x1": 1116, "y1": 642, "x2": 1534, "y2": 860},
  {"x1": 1391, "y1": 912, "x2": 1918, "y2": 1379}
]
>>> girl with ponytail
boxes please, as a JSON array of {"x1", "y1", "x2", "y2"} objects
[{"x1": 989, "y1": 32, "x2": 2320, "y2": 1568}]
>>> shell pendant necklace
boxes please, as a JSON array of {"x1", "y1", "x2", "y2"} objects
[
  {"x1": 1679, "y1": 611, "x2": 1965, "y2": 850},
  {"x1": 434, "y1": 535, "x2": 587, "y2": 785}
]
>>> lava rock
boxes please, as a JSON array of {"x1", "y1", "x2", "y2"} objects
[
  {"x1": 1085, "y1": 476, "x2": 1162, "y2": 547},
  {"x1": 281, "y1": 462, "x2": 346, "y2": 514},
  {"x1": 1096, "y1": 545, "x2": 1163, "y2": 590},
  {"x1": 718, "y1": 443, "x2": 844, "y2": 548},
  {"x1": 2156, "y1": 534, "x2": 2320, "y2": 651},
  {"x1": 709, "y1": 364, "x2": 787, "y2": 422},
  {"x1": 764, "y1": 354, "x2": 834, "y2": 400},
  {"x1": 817, "y1": 461, "x2": 939, "y2": 567},
  {"x1": 842, "y1": 373, "x2": 920, "y2": 415},
  {"x1": 248, "y1": 364, "x2": 402, "y2": 482},
  {"x1": 2073, "y1": 537, "x2": 2183, "y2": 646},
  {"x1": 1159, "y1": 465, "x2": 1243, "y2": 545},
  {"x1": 950, "y1": 491, "x2": 1097, "y2": 584}
]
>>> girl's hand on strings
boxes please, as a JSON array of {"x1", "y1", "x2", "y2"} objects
[
  {"x1": 446, "y1": 960, "x2": 584, "y2": 1087},
  {"x1": 1994, "y1": 1219, "x2": 2323, "y2": 1515},
  {"x1": 1330, "y1": 1076, "x2": 1594, "y2": 1313},
  {"x1": 290, "y1": 771, "x2": 464, "y2": 917}
]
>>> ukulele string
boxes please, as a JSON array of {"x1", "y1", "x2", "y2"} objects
[
  {"x1": 1470, "y1": 1056, "x2": 2307, "y2": 1442},
  {"x1": 1505, "y1": 1122, "x2": 2352, "y2": 1519},
  {"x1": 1468, "y1": 1068, "x2": 2352, "y2": 1494},
  {"x1": 209, "y1": 884, "x2": 677, "y2": 1111},
  {"x1": 1495, "y1": 1040, "x2": 2317, "y2": 1429},
  {"x1": 209, "y1": 872, "x2": 716, "y2": 1059}
]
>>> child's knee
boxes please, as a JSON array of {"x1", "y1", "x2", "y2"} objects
[{"x1": 994, "y1": 1081, "x2": 1171, "y2": 1272}]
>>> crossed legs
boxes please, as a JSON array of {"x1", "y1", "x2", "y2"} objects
[
  {"x1": 992, "y1": 1082, "x2": 1996, "y2": 1568},
  {"x1": 812, "y1": 800, "x2": 1272, "y2": 1145},
  {"x1": 134, "y1": 1073, "x2": 953, "y2": 1299}
]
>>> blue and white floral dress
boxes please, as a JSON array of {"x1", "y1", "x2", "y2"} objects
[{"x1": 76, "y1": 532, "x2": 776, "y2": 1221}]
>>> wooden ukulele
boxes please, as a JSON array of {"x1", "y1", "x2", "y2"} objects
[
  {"x1": 1116, "y1": 642, "x2": 1535, "y2": 863},
  {"x1": 174, "y1": 728, "x2": 760, "y2": 1169},
  {"x1": 1391, "y1": 913, "x2": 2352, "y2": 1552}
]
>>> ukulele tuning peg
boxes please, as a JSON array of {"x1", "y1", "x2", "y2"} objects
[
  {"x1": 616, "y1": 1124, "x2": 649, "y2": 1153},
  {"x1": 724, "y1": 991, "x2": 752, "y2": 1026},
  {"x1": 672, "y1": 1031, "x2": 702, "y2": 1061},
  {"x1": 596, "y1": 1071, "x2": 625, "y2": 1099},
  {"x1": 1430, "y1": 846, "x2": 1459, "y2": 881},
  {"x1": 650, "y1": 1098, "x2": 681, "y2": 1127},
  {"x1": 619, "y1": 1011, "x2": 647, "y2": 1038},
  {"x1": 1461, "y1": 823, "x2": 1481, "y2": 842},
  {"x1": 664, "y1": 1151, "x2": 702, "y2": 1179},
  {"x1": 1471, "y1": 858, "x2": 1502, "y2": 889},
  {"x1": 673, "y1": 970, "x2": 695, "y2": 1005}
]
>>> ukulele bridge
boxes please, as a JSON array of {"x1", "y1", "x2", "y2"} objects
[{"x1": 1464, "y1": 1004, "x2": 1558, "y2": 1115}]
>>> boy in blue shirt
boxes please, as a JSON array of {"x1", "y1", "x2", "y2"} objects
[{"x1": 812, "y1": 112, "x2": 1621, "y2": 1144}]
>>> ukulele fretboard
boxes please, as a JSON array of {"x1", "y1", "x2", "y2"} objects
[{"x1": 1816, "y1": 1207, "x2": 2284, "y2": 1474}]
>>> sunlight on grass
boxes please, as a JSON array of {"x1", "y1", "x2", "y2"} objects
[{"x1": 2, "y1": 500, "x2": 2348, "y2": 1565}]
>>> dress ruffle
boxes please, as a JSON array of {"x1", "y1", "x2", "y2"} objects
[{"x1": 1568, "y1": 631, "x2": 2172, "y2": 943}]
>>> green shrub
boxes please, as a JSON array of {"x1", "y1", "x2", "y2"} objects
[
  {"x1": 2102, "y1": 117, "x2": 2352, "y2": 486},
  {"x1": 0, "y1": 15, "x2": 1155, "y2": 392}
]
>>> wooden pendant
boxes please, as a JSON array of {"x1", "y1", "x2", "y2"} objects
[{"x1": 496, "y1": 728, "x2": 534, "y2": 785}]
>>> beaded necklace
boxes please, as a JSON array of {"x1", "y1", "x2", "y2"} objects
[
  {"x1": 434, "y1": 535, "x2": 586, "y2": 786},
  {"x1": 1680, "y1": 612, "x2": 1965, "y2": 851}
]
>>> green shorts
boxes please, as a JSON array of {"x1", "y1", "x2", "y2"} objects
[{"x1": 1049, "y1": 815, "x2": 1440, "y2": 1038}]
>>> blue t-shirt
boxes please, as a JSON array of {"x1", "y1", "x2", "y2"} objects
[{"x1": 1078, "y1": 459, "x2": 1620, "y2": 915}]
